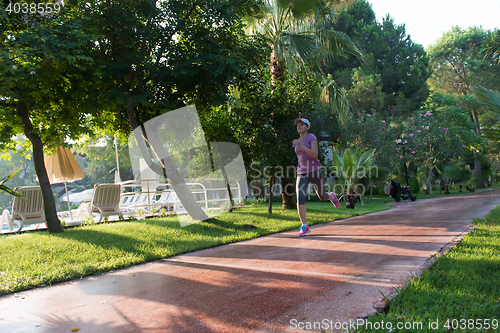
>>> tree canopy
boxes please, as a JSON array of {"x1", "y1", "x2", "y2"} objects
[
  {"x1": 0, "y1": 4, "x2": 100, "y2": 232},
  {"x1": 328, "y1": 0, "x2": 431, "y2": 117},
  {"x1": 428, "y1": 26, "x2": 500, "y2": 96}
]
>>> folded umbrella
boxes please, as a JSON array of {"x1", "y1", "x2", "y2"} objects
[{"x1": 44, "y1": 146, "x2": 84, "y2": 220}]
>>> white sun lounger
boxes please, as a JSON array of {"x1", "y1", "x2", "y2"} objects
[
  {"x1": 84, "y1": 184, "x2": 121, "y2": 222},
  {"x1": 2, "y1": 186, "x2": 46, "y2": 233}
]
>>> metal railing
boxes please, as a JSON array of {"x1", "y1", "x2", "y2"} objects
[{"x1": 118, "y1": 178, "x2": 243, "y2": 214}]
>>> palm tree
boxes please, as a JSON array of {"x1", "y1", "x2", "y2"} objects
[
  {"x1": 247, "y1": 0, "x2": 363, "y2": 209},
  {"x1": 329, "y1": 148, "x2": 375, "y2": 208},
  {"x1": 248, "y1": 0, "x2": 362, "y2": 121}
]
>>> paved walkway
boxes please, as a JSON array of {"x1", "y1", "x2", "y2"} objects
[{"x1": 1, "y1": 188, "x2": 500, "y2": 333}]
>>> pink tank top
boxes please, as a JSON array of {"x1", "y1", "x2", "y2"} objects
[{"x1": 295, "y1": 134, "x2": 322, "y2": 174}]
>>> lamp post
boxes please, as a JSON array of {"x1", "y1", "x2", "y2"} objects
[{"x1": 396, "y1": 137, "x2": 409, "y2": 187}]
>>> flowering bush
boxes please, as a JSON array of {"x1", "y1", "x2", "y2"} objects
[{"x1": 399, "y1": 94, "x2": 482, "y2": 190}]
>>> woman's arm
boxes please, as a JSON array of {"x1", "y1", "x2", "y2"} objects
[{"x1": 296, "y1": 139, "x2": 318, "y2": 159}]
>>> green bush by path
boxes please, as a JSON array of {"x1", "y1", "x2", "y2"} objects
[
  {"x1": 0, "y1": 199, "x2": 390, "y2": 295},
  {"x1": 356, "y1": 205, "x2": 500, "y2": 333}
]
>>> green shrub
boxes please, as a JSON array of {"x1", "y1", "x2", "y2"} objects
[{"x1": 409, "y1": 180, "x2": 421, "y2": 193}]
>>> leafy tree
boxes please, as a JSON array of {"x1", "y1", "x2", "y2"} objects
[
  {"x1": 370, "y1": 16, "x2": 430, "y2": 115},
  {"x1": 74, "y1": 135, "x2": 134, "y2": 187},
  {"x1": 346, "y1": 67, "x2": 384, "y2": 112},
  {"x1": 75, "y1": 0, "x2": 262, "y2": 221},
  {"x1": 403, "y1": 93, "x2": 482, "y2": 194},
  {"x1": 0, "y1": 4, "x2": 99, "y2": 232},
  {"x1": 329, "y1": 0, "x2": 431, "y2": 116},
  {"x1": 230, "y1": 71, "x2": 319, "y2": 213},
  {"x1": 428, "y1": 27, "x2": 500, "y2": 99},
  {"x1": 427, "y1": 26, "x2": 500, "y2": 186}
]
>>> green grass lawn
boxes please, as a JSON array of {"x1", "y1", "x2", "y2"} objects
[
  {"x1": 0, "y1": 197, "x2": 391, "y2": 295},
  {"x1": 355, "y1": 204, "x2": 500, "y2": 333}
]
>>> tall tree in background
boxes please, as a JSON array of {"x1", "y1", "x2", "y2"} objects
[
  {"x1": 327, "y1": 0, "x2": 430, "y2": 117},
  {"x1": 427, "y1": 26, "x2": 500, "y2": 186},
  {"x1": 0, "y1": 5, "x2": 98, "y2": 232},
  {"x1": 246, "y1": 0, "x2": 363, "y2": 209}
]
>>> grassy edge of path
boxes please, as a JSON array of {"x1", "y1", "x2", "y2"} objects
[{"x1": 353, "y1": 204, "x2": 500, "y2": 333}]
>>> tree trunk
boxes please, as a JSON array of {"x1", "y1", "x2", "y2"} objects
[
  {"x1": 222, "y1": 168, "x2": 234, "y2": 213},
  {"x1": 270, "y1": 46, "x2": 285, "y2": 86},
  {"x1": 470, "y1": 107, "x2": 484, "y2": 188},
  {"x1": 281, "y1": 176, "x2": 296, "y2": 210},
  {"x1": 17, "y1": 102, "x2": 63, "y2": 233},
  {"x1": 427, "y1": 166, "x2": 433, "y2": 195},
  {"x1": 268, "y1": 175, "x2": 275, "y2": 214},
  {"x1": 472, "y1": 149, "x2": 484, "y2": 188},
  {"x1": 474, "y1": 159, "x2": 484, "y2": 188}
]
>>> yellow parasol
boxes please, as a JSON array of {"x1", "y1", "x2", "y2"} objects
[{"x1": 44, "y1": 146, "x2": 84, "y2": 220}]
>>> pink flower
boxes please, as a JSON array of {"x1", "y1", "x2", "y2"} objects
[
  {"x1": 444, "y1": 128, "x2": 448, "y2": 132},
  {"x1": 358, "y1": 112, "x2": 362, "y2": 115},
  {"x1": 412, "y1": 151, "x2": 416, "y2": 154},
  {"x1": 410, "y1": 133, "x2": 414, "y2": 137},
  {"x1": 381, "y1": 120, "x2": 386, "y2": 124},
  {"x1": 417, "y1": 130, "x2": 421, "y2": 133},
  {"x1": 367, "y1": 114, "x2": 372, "y2": 116}
]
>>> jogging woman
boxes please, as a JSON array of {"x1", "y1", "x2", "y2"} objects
[{"x1": 293, "y1": 118, "x2": 339, "y2": 237}]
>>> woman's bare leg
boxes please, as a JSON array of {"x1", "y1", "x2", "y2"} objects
[{"x1": 298, "y1": 204, "x2": 307, "y2": 225}]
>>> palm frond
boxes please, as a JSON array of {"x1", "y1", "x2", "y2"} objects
[
  {"x1": 357, "y1": 149, "x2": 376, "y2": 169},
  {"x1": 342, "y1": 149, "x2": 357, "y2": 180},
  {"x1": 0, "y1": 167, "x2": 25, "y2": 200},
  {"x1": 482, "y1": 128, "x2": 500, "y2": 141},
  {"x1": 330, "y1": 148, "x2": 376, "y2": 189},
  {"x1": 332, "y1": 148, "x2": 343, "y2": 170},
  {"x1": 481, "y1": 30, "x2": 500, "y2": 64},
  {"x1": 279, "y1": 32, "x2": 319, "y2": 64},
  {"x1": 474, "y1": 87, "x2": 500, "y2": 115},
  {"x1": 318, "y1": 73, "x2": 350, "y2": 124},
  {"x1": 316, "y1": 28, "x2": 364, "y2": 63}
]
